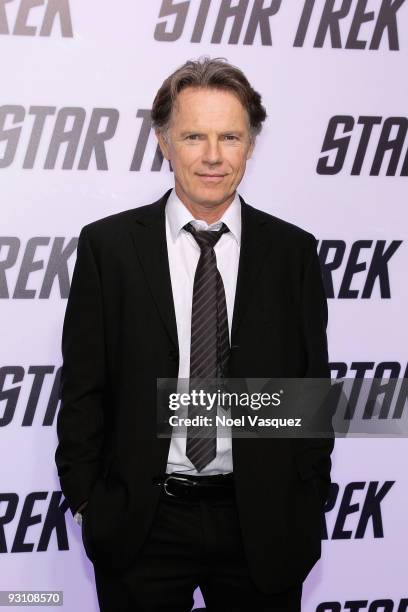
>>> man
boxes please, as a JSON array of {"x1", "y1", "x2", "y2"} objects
[{"x1": 55, "y1": 57, "x2": 334, "y2": 612}]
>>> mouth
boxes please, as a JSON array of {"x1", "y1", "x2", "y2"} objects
[{"x1": 196, "y1": 173, "x2": 226, "y2": 183}]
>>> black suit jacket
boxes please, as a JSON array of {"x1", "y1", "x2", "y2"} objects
[{"x1": 55, "y1": 187, "x2": 334, "y2": 593}]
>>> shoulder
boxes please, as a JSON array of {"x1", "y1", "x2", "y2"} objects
[
  {"x1": 77, "y1": 193, "x2": 167, "y2": 250},
  {"x1": 244, "y1": 202, "x2": 317, "y2": 251},
  {"x1": 81, "y1": 201, "x2": 160, "y2": 235}
]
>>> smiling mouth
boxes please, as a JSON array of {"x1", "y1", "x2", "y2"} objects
[{"x1": 197, "y1": 174, "x2": 226, "y2": 184}]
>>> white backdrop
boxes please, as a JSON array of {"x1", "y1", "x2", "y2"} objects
[{"x1": 1, "y1": 1, "x2": 407, "y2": 610}]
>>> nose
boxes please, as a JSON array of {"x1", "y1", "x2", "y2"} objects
[{"x1": 202, "y1": 138, "x2": 222, "y2": 165}]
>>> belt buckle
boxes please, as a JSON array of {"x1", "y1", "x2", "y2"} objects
[{"x1": 163, "y1": 474, "x2": 196, "y2": 497}]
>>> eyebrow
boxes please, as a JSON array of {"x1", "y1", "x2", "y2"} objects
[{"x1": 179, "y1": 130, "x2": 245, "y2": 137}]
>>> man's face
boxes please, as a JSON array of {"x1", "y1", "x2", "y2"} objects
[{"x1": 156, "y1": 86, "x2": 255, "y2": 209}]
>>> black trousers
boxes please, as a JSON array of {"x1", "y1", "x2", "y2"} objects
[{"x1": 93, "y1": 489, "x2": 303, "y2": 612}]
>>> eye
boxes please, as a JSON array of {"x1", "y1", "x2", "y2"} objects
[
  {"x1": 186, "y1": 134, "x2": 201, "y2": 140},
  {"x1": 223, "y1": 135, "x2": 239, "y2": 141}
]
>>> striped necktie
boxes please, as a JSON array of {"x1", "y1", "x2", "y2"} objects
[{"x1": 183, "y1": 221, "x2": 230, "y2": 471}]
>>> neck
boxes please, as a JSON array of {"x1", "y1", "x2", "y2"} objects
[{"x1": 175, "y1": 183, "x2": 235, "y2": 224}]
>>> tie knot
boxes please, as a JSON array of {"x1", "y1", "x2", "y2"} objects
[{"x1": 183, "y1": 222, "x2": 230, "y2": 250}]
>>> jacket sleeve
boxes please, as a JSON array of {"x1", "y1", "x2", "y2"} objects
[
  {"x1": 300, "y1": 235, "x2": 335, "y2": 507},
  {"x1": 55, "y1": 226, "x2": 106, "y2": 516}
]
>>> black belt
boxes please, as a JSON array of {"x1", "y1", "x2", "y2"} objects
[{"x1": 153, "y1": 472, "x2": 235, "y2": 500}]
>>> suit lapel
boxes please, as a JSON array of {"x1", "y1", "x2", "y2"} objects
[
  {"x1": 231, "y1": 195, "x2": 272, "y2": 344},
  {"x1": 128, "y1": 189, "x2": 272, "y2": 352},
  {"x1": 128, "y1": 188, "x2": 179, "y2": 350}
]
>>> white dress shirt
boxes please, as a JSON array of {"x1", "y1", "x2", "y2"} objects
[{"x1": 165, "y1": 187, "x2": 241, "y2": 475}]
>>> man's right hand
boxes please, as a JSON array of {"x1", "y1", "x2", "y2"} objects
[{"x1": 74, "y1": 500, "x2": 89, "y2": 526}]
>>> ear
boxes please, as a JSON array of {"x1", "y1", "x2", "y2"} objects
[
  {"x1": 155, "y1": 130, "x2": 170, "y2": 161},
  {"x1": 246, "y1": 137, "x2": 255, "y2": 160}
]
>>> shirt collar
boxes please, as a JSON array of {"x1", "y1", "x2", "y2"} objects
[{"x1": 166, "y1": 187, "x2": 241, "y2": 246}]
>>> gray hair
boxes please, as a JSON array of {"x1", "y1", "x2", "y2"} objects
[{"x1": 151, "y1": 56, "x2": 267, "y2": 143}]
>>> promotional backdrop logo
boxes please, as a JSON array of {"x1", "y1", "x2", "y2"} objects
[
  {"x1": 0, "y1": 491, "x2": 69, "y2": 553},
  {"x1": 316, "y1": 599, "x2": 408, "y2": 611},
  {"x1": 317, "y1": 240, "x2": 403, "y2": 298},
  {"x1": 318, "y1": 116, "x2": 408, "y2": 176},
  {"x1": 294, "y1": 0, "x2": 405, "y2": 49},
  {"x1": 154, "y1": 0, "x2": 405, "y2": 48},
  {"x1": 0, "y1": 0, "x2": 73, "y2": 37},
  {"x1": 323, "y1": 481, "x2": 395, "y2": 540}
]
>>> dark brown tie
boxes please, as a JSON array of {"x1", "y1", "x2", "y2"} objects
[{"x1": 183, "y1": 222, "x2": 230, "y2": 471}]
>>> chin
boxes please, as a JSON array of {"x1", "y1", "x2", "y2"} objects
[{"x1": 198, "y1": 193, "x2": 226, "y2": 204}]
